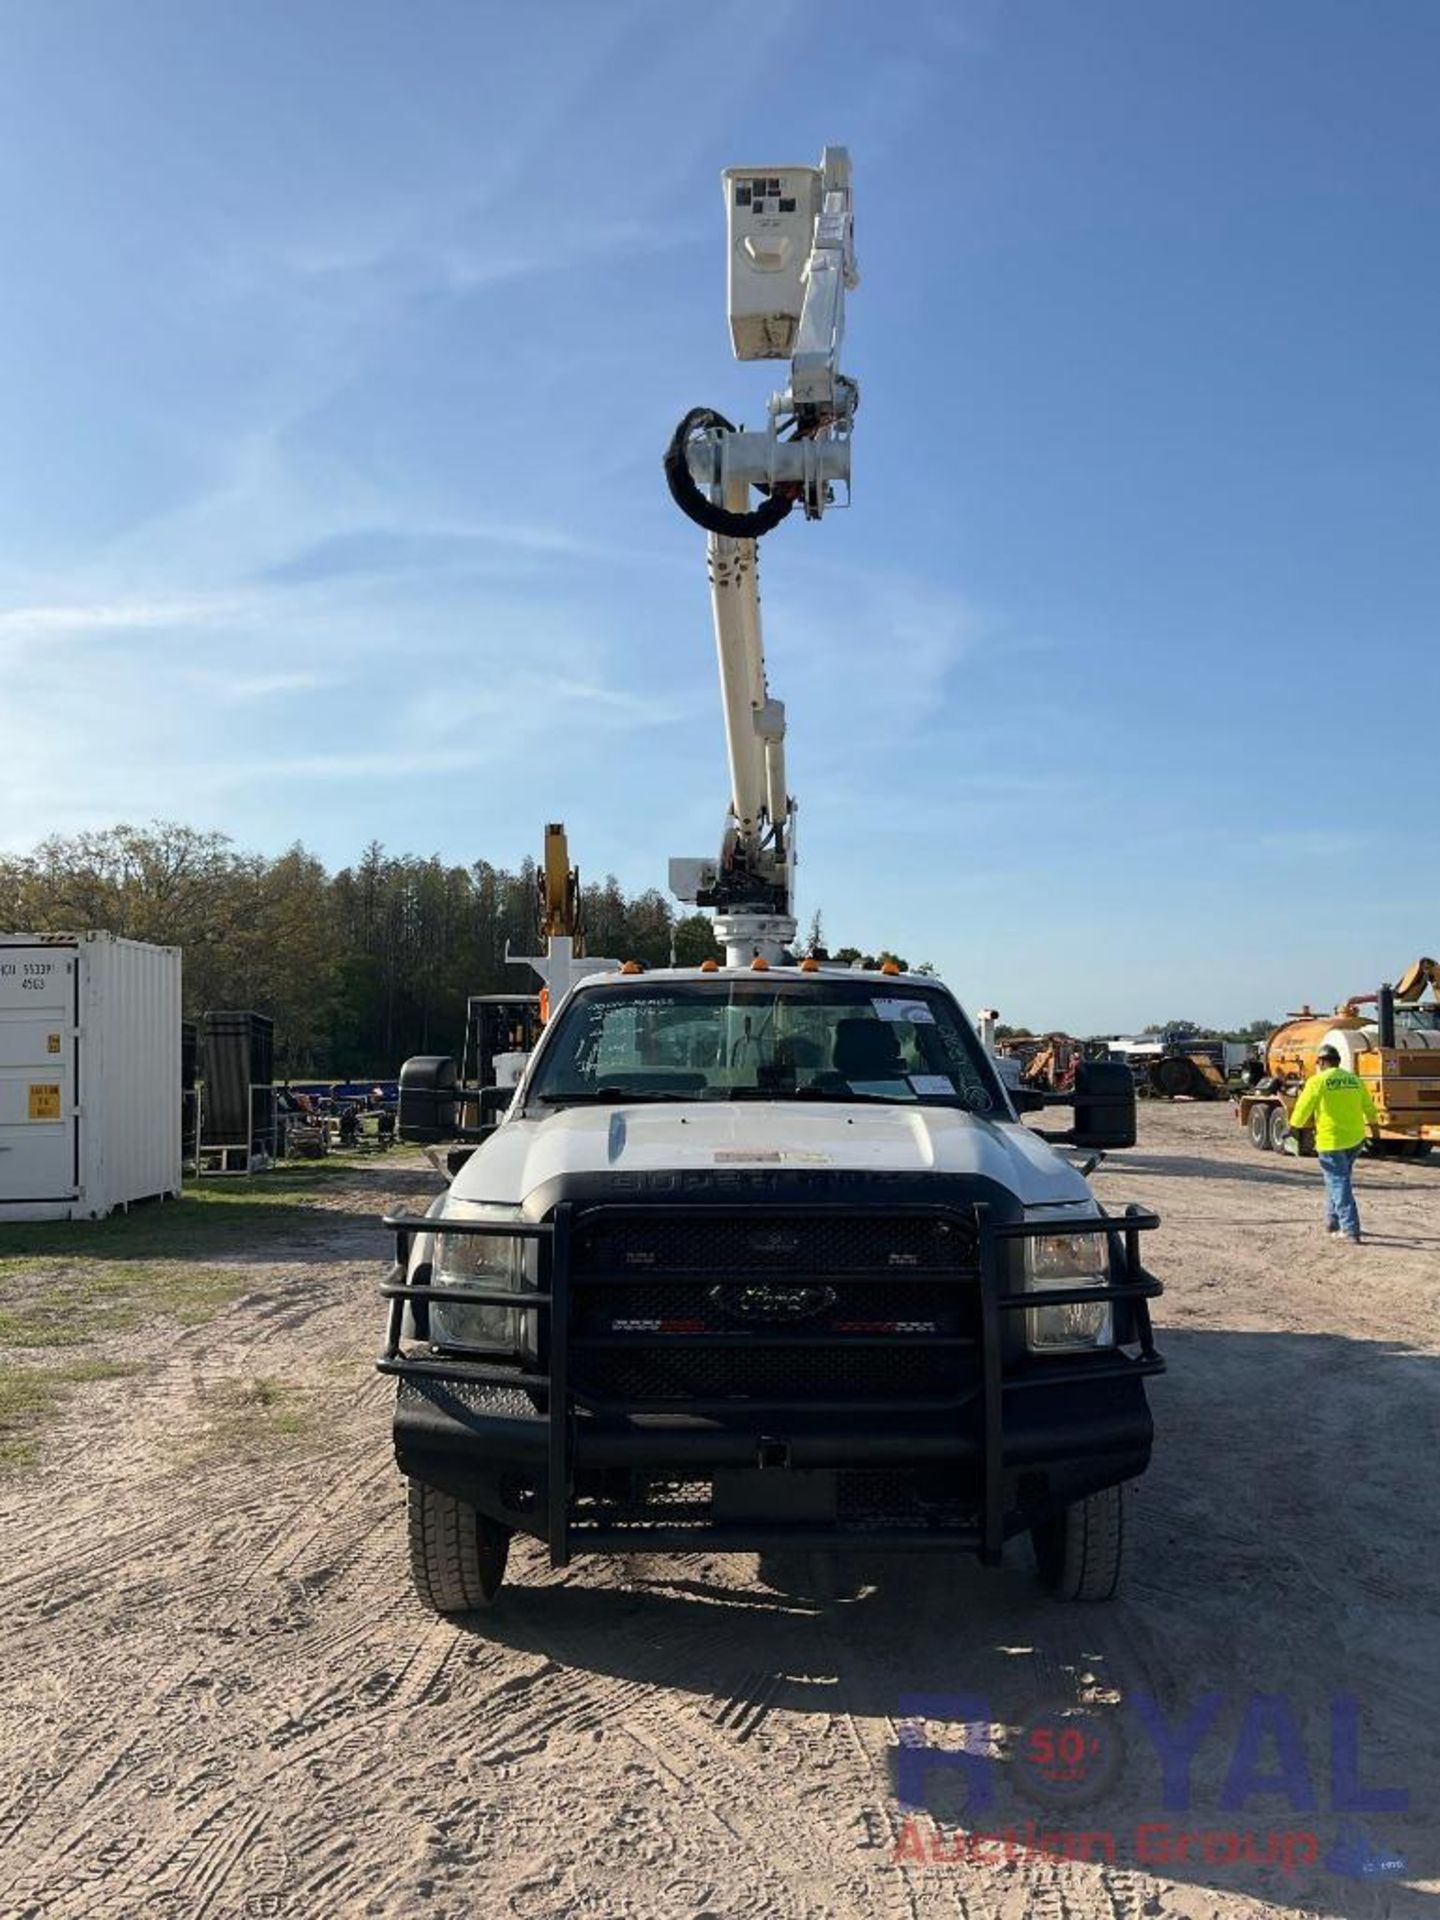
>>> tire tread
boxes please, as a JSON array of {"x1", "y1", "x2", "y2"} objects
[
  {"x1": 406, "y1": 1479, "x2": 509, "y2": 1614},
  {"x1": 1034, "y1": 1483, "x2": 1124, "y2": 1601}
]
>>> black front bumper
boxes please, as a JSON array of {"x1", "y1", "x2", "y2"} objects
[{"x1": 379, "y1": 1197, "x2": 1163, "y2": 1566}]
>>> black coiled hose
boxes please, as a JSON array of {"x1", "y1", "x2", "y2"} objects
[{"x1": 663, "y1": 406, "x2": 795, "y2": 538}]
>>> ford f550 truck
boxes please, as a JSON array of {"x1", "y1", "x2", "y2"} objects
[
  {"x1": 379, "y1": 150, "x2": 1162, "y2": 1612},
  {"x1": 379, "y1": 964, "x2": 1162, "y2": 1611}
]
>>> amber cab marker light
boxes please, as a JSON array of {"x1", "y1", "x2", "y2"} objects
[
  {"x1": 799, "y1": 956, "x2": 820, "y2": 972},
  {"x1": 750, "y1": 955, "x2": 770, "y2": 971},
  {"x1": 620, "y1": 960, "x2": 644, "y2": 975},
  {"x1": 699, "y1": 958, "x2": 720, "y2": 972}
]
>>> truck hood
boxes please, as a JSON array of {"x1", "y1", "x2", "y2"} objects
[{"x1": 447, "y1": 1101, "x2": 1093, "y2": 1213}]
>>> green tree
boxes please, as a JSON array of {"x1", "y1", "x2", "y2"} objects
[
  {"x1": 673, "y1": 913, "x2": 722, "y2": 966},
  {"x1": 0, "y1": 821, "x2": 755, "y2": 1076}
]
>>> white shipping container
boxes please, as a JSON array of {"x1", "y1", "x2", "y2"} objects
[{"x1": 0, "y1": 933, "x2": 182, "y2": 1222}]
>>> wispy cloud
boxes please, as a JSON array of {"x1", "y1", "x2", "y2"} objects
[
  {"x1": 774, "y1": 563, "x2": 986, "y2": 712},
  {"x1": 1259, "y1": 829, "x2": 1368, "y2": 858},
  {"x1": 0, "y1": 593, "x2": 248, "y2": 643},
  {"x1": 217, "y1": 670, "x2": 339, "y2": 701},
  {"x1": 401, "y1": 672, "x2": 683, "y2": 743},
  {"x1": 432, "y1": 219, "x2": 694, "y2": 295},
  {"x1": 252, "y1": 515, "x2": 636, "y2": 589}
]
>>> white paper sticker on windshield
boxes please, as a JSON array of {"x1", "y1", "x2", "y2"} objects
[
  {"x1": 872, "y1": 998, "x2": 936, "y2": 1025},
  {"x1": 909, "y1": 1074, "x2": 955, "y2": 1095}
]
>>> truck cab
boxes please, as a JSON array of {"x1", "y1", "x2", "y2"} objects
[{"x1": 380, "y1": 964, "x2": 1162, "y2": 1612}]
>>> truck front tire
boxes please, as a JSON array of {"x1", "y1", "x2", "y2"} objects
[
  {"x1": 406, "y1": 1479, "x2": 511, "y2": 1614},
  {"x1": 1031, "y1": 1484, "x2": 1124, "y2": 1601}
]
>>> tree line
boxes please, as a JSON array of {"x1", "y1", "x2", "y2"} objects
[
  {"x1": 997, "y1": 1015, "x2": 1279, "y2": 1045},
  {"x1": 0, "y1": 822, "x2": 730, "y2": 1077},
  {"x1": 6, "y1": 822, "x2": 1272, "y2": 1066}
]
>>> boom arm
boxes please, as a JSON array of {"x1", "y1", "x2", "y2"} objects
[
  {"x1": 538, "y1": 822, "x2": 582, "y2": 944},
  {"x1": 1394, "y1": 957, "x2": 1439, "y2": 1004},
  {"x1": 667, "y1": 147, "x2": 858, "y2": 966}
]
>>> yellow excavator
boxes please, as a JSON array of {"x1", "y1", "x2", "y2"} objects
[
  {"x1": 455, "y1": 824, "x2": 604, "y2": 1124},
  {"x1": 1238, "y1": 957, "x2": 1440, "y2": 1158},
  {"x1": 538, "y1": 822, "x2": 583, "y2": 953}
]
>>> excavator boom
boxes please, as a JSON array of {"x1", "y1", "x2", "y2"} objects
[
  {"x1": 1394, "y1": 957, "x2": 1439, "y2": 1004},
  {"x1": 539, "y1": 822, "x2": 582, "y2": 946}
]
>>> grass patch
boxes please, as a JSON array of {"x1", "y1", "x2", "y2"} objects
[
  {"x1": 0, "y1": 1261, "x2": 267, "y2": 1348},
  {"x1": 199, "y1": 1374, "x2": 323, "y2": 1451},
  {"x1": 0, "y1": 1358, "x2": 143, "y2": 1469},
  {"x1": 0, "y1": 1164, "x2": 361, "y2": 1274},
  {"x1": 0, "y1": 1373, "x2": 58, "y2": 1467},
  {"x1": 0, "y1": 1155, "x2": 404, "y2": 1463},
  {"x1": 0, "y1": 1156, "x2": 386, "y2": 1343}
]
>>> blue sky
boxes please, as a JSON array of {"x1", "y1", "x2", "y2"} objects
[{"x1": 2, "y1": 1, "x2": 1436, "y2": 1032}]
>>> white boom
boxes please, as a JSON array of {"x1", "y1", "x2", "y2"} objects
[{"x1": 666, "y1": 146, "x2": 859, "y2": 967}]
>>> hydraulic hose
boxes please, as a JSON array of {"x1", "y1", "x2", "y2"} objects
[{"x1": 663, "y1": 407, "x2": 795, "y2": 538}]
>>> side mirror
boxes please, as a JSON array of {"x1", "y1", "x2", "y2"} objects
[
  {"x1": 1069, "y1": 1060, "x2": 1137, "y2": 1150},
  {"x1": 1011, "y1": 1087, "x2": 1046, "y2": 1114}
]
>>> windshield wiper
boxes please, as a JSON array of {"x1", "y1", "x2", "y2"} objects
[
  {"x1": 795, "y1": 1089, "x2": 914, "y2": 1103},
  {"x1": 531, "y1": 1087, "x2": 705, "y2": 1106}
]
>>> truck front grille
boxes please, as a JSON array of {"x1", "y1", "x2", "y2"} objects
[
  {"x1": 568, "y1": 1209, "x2": 979, "y2": 1407},
  {"x1": 571, "y1": 1345, "x2": 968, "y2": 1404},
  {"x1": 573, "y1": 1211, "x2": 972, "y2": 1275}
]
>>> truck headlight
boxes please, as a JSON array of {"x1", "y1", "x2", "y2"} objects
[
  {"x1": 430, "y1": 1213, "x2": 536, "y2": 1353},
  {"x1": 1025, "y1": 1230, "x2": 1114, "y2": 1353}
]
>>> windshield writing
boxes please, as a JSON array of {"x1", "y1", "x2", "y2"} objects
[{"x1": 525, "y1": 981, "x2": 1000, "y2": 1113}]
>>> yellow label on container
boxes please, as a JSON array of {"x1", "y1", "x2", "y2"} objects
[
  {"x1": 28, "y1": 1084, "x2": 62, "y2": 1121},
  {"x1": 47, "y1": 1032, "x2": 61, "y2": 1054}
]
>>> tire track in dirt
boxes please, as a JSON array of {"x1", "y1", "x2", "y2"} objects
[
  {"x1": 0, "y1": 1166, "x2": 435, "y2": 1917},
  {"x1": 0, "y1": 1454, "x2": 270, "y2": 1612},
  {"x1": 0, "y1": 1642, "x2": 223, "y2": 1916},
  {"x1": 530, "y1": 1552, "x2": 936, "y2": 1920},
  {"x1": 5, "y1": 1126, "x2": 1437, "y2": 1918},
  {"x1": 779, "y1": 1532, "x2": 1194, "y2": 1920},
  {"x1": 23, "y1": 1605, "x2": 460, "y2": 1918}
]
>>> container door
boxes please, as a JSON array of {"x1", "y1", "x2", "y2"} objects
[{"x1": 0, "y1": 947, "x2": 77, "y2": 1202}]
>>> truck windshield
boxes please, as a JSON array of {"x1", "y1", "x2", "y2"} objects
[{"x1": 524, "y1": 978, "x2": 1004, "y2": 1114}]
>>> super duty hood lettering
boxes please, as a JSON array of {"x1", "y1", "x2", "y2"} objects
[{"x1": 449, "y1": 1102, "x2": 1090, "y2": 1212}]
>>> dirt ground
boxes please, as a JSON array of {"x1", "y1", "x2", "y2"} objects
[{"x1": 1, "y1": 1104, "x2": 1436, "y2": 1920}]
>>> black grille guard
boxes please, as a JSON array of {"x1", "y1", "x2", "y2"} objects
[{"x1": 377, "y1": 1200, "x2": 1163, "y2": 1569}]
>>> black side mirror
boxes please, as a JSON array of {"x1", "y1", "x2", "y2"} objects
[
  {"x1": 1069, "y1": 1060, "x2": 1137, "y2": 1150},
  {"x1": 1011, "y1": 1087, "x2": 1046, "y2": 1114}
]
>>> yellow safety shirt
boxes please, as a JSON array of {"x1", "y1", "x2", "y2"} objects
[{"x1": 1289, "y1": 1067, "x2": 1378, "y2": 1153}]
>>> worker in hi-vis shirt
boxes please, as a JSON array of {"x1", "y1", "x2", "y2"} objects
[{"x1": 1288, "y1": 1045, "x2": 1379, "y2": 1243}]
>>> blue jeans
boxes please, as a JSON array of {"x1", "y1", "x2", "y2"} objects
[{"x1": 1318, "y1": 1146, "x2": 1362, "y2": 1239}]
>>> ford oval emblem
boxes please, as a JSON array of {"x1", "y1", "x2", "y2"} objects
[{"x1": 709, "y1": 1282, "x2": 837, "y2": 1325}]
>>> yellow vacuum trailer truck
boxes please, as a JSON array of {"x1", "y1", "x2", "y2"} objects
[{"x1": 1238, "y1": 959, "x2": 1440, "y2": 1158}]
